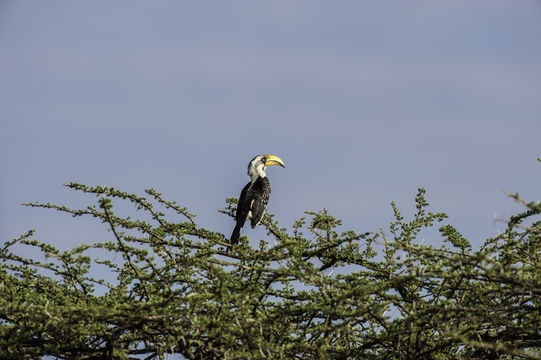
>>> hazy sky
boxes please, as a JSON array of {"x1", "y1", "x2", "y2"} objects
[{"x1": 1, "y1": 1, "x2": 540, "y2": 250}]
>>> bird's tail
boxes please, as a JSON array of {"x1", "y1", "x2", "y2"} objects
[{"x1": 230, "y1": 223, "x2": 242, "y2": 245}]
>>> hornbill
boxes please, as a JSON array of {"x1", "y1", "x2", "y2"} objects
[{"x1": 230, "y1": 154, "x2": 285, "y2": 244}]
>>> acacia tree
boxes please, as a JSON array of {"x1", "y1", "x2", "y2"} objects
[{"x1": 1, "y1": 172, "x2": 540, "y2": 359}]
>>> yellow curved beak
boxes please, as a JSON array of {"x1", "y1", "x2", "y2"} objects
[{"x1": 265, "y1": 155, "x2": 285, "y2": 168}]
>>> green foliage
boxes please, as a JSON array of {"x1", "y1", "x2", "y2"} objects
[
  {"x1": 1, "y1": 182, "x2": 540, "y2": 359},
  {"x1": 439, "y1": 224, "x2": 471, "y2": 250}
]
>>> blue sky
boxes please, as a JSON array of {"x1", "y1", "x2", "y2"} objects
[{"x1": 1, "y1": 1, "x2": 540, "y2": 250}]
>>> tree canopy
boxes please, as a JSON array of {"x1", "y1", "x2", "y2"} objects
[{"x1": 1, "y1": 172, "x2": 540, "y2": 359}]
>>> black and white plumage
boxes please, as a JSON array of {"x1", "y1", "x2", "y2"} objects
[{"x1": 230, "y1": 154, "x2": 285, "y2": 244}]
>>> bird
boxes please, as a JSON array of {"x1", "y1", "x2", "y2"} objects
[{"x1": 230, "y1": 154, "x2": 285, "y2": 244}]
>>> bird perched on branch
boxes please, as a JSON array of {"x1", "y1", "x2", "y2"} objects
[{"x1": 230, "y1": 154, "x2": 285, "y2": 244}]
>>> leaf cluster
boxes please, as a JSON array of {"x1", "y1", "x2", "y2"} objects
[{"x1": 1, "y1": 183, "x2": 540, "y2": 359}]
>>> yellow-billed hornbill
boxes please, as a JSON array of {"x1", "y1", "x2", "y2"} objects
[{"x1": 230, "y1": 154, "x2": 285, "y2": 244}]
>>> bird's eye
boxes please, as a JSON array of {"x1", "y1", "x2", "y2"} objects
[{"x1": 261, "y1": 157, "x2": 266, "y2": 164}]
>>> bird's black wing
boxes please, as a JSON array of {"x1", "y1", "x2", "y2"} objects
[
  {"x1": 231, "y1": 182, "x2": 252, "y2": 244},
  {"x1": 250, "y1": 177, "x2": 271, "y2": 228},
  {"x1": 236, "y1": 182, "x2": 252, "y2": 223}
]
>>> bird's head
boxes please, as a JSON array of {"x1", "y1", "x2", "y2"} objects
[{"x1": 248, "y1": 154, "x2": 285, "y2": 181}]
